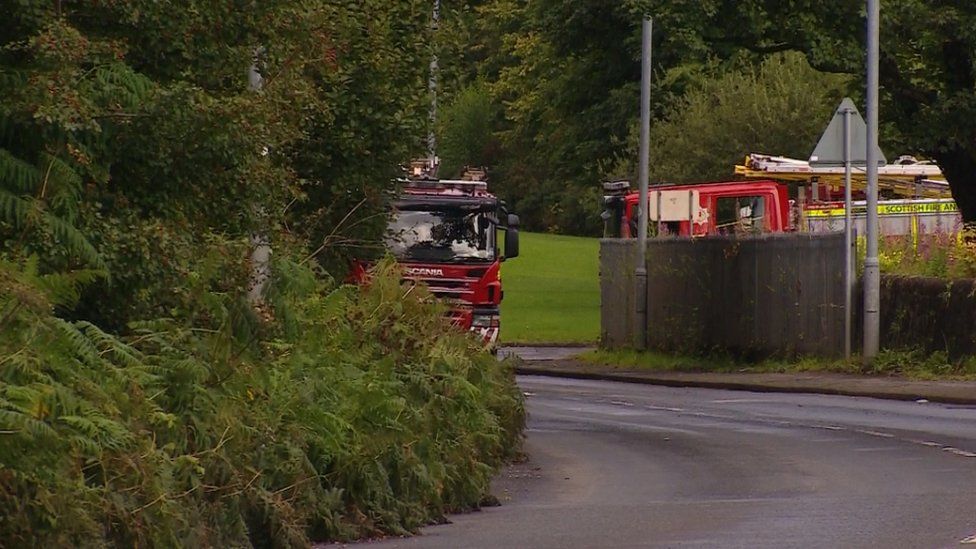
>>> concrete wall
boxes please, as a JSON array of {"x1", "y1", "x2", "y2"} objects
[
  {"x1": 601, "y1": 233, "x2": 847, "y2": 358},
  {"x1": 600, "y1": 240, "x2": 637, "y2": 348},
  {"x1": 880, "y1": 275, "x2": 976, "y2": 358}
]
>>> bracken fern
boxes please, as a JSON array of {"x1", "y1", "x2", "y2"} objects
[{"x1": 0, "y1": 255, "x2": 524, "y2": 547}]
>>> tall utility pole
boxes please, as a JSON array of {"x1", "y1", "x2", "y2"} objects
[
  {"x1": 863, "y1": 0, "x2": 881, "y2": 362},
  {"x1": 843, "y1": 106, "x2": 853, "y2": 360},
  {"x1": 248, "y1": 50, "x2": 271, "y2": 307},
  {"x1": 428, "y1": 0, "x2": 440, "y2": 164},
  {"x1": 635, "y1": 17, "x2": 652, "y2": 350}
]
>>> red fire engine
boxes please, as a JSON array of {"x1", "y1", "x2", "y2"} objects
[
  {"x1": 602, "y1": 179, "x2": 791, "y2": 238},
  {"x1": 352, "y1": 159, "x2": 519, "y2": 347},
  {"x1": 602, "y1": 154, "x2": 957, "y2": 238}
]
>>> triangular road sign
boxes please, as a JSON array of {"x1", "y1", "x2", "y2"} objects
[{"x1": 809, "y1": 98, "x2": 887, "y2": 167}]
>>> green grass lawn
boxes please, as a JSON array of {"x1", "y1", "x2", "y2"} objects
[{"x1": 500, "y1": 231, "x2": 600, "y2": 344}]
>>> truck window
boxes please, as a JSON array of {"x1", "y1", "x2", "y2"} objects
[
  {"x1": 386, "y1": 208, "x2": 496, "y2": 262},
  {"x1": 715, "y1": 196, "x2": 766, "y2": 234},
  {"x1": 657, "y1": 221, "x2": 681, "y2": 236}
]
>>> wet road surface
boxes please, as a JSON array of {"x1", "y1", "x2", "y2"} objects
[{"x1": 363, "y1": 375, "x2": 976, "y2": 548}]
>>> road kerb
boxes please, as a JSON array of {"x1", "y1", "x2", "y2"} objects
[{"x1": 515, "y1": 364, "x2": 976, "y2": 406}]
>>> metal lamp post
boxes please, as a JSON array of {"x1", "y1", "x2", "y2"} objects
[
  {"x1": 863, "y1": 0, "x2": 881, "y2": 363},
  {"x1": 635, "y1": 17, "x2": 652, "y2": 350}
]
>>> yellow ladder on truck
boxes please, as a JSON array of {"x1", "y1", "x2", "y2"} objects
[{"x1": 734, "y1": 154, "x2": 950, "y2": 198}]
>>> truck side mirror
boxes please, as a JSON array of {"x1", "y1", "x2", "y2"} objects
[
  {"x1": 602, "y1": 196, "x2": 626, "y2": 238},
  {"x1": 505, "y1": 214, "x2": 520, "y2": 259}
]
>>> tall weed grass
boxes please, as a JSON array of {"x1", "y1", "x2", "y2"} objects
[
  {"x1": 0, "y1": 256, "x2": 524, "y2": 547},
  {"x1": 867, "y1": 231, "x2": 976, "y2": 279}
]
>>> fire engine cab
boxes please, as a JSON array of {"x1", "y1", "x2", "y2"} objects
[
  {"x1": 602, "y1": 179, "x2": 791, "y2": 238},
  {"x1": 353, "y1": 159, "x2": 519, "y2": 347}
]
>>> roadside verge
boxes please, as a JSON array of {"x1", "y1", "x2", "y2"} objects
[{"x1": 512, "y1": 356, "x2": 976, "y2": 406}]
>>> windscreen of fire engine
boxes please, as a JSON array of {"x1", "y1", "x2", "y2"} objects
[
  {"x1": 385, "y1": 208, "x2": 495, "y2": 262},
  {"x1": 715, "y1": 195, "x2": 766, "y2": 233}
]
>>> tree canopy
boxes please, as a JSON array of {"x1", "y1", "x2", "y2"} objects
[
  {"x1": 619, "y1": 53, "x2": 851, "y2": 185},
  {"x1": 1, "y1": 0, "x2": 434, "y2": 325},
  {"x1": 457, "y1": 0, "x2": 976, "y2": 232}
]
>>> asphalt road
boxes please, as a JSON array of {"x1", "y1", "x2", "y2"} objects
[{"x1": 363, "y1": 375, "x2": 976, "y2": 549}]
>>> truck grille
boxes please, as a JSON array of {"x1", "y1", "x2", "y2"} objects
[{"x1": 402, "y1": 276, "x2": 478, "y2": 301}]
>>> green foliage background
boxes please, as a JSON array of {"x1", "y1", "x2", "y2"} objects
[
  {"x1": 437, "y1": 81, "x2": 499, "y2": 178},
  {"x1": 439, "y1": 0, "x2": 976, "y2": 234},
  {"x1": 0, "y1": 2, "x2": 524, "y2": 547},
  {"x1": 615, "y1": 53, "x2": 851, "y2": 184}
]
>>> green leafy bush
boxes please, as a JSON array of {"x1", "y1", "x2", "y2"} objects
[{"x1": 0, "y1": 256, "x2": 524, "y2": 547}]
